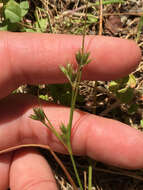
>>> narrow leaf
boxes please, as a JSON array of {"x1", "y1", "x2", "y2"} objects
[
  {"x1": 30, "y1": 108, "x2": 45, "y2": 123},
  {"x1": 60, "y1": 64, "x2": 75, "y2": 84}
]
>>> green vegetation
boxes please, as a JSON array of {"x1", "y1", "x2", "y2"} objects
[{"x1": 0, "y1": 0, "x2": 143, "y2": 189}]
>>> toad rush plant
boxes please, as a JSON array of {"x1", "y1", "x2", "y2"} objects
[
  {"x1": 30, "y1": 39, "x2": 91, "y2": 190},
  {"x1": 30, "y1": 2, "x2": 93, "y2": 189}
]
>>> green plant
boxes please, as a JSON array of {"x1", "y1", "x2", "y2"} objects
[
  {"x1": 108, "y1": 74, "x2": 138, "y2": 115},
  {"x1": 0, "y1": 0, "x2": 29, "y2": 31},
  {"x1": 30, "y1": 39, "x2": 91, "y2": 190},
  {"x1": 0, "y1": 0, "x2": 51, "y2": 32},
  {"x1": 1, "y1": 0, "x2": 142, "y2": 189},
  {"x1": 136, "y1": 15, "x2": 143, "y2": 43},
  {"x1": 108, "y1": 74, "x2": 136, "y2": 103},
  {"x1": 47, "y1": 83, "x2": 85, "y2": 107},
  {"x1": 30, "y1": 2, "x2": 93, "y2": 189}
]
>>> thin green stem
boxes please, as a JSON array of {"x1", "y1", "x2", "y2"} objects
[
  {"x1": 42, "y1": 113, "x2": 67, "y2": 147},
  {"x1": 93, "y1": 0, "x2": 124, "y2": 5},
  {"x1": 67, "y1": 0, "x2": 88, "y2": 142},
  {"x1": 31, "y1": 2, "x2": 91, "y2": 189},
  {"x1": 67, "y1": 66, "x2": 82, "y2": 143},
  {"x1": 88, "y1": 165, "x2": 92, "y2": 190},
  {"x1": 66, "y1": 6, "x2": 89, "y2": 184},
  {"x1": 43, "y1": 121, "x2": 65, "y2": 146},
  {"x1": 69, "y1": 152, "x2": 83, "y2": 190},
  {"x1": 81, "y1": 0, "x2": 88, "y2": 55},
  {"x1": 66, "y1": 65, "x2": 83, "y2": 190}
]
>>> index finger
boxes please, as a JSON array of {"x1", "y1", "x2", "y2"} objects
[{"x1": 0, "y1": 32, "x2": 141, "y2": 98}]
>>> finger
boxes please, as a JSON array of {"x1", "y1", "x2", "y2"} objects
[
  {"x1": 1, "y1": 94, "x2": 143, "y2": 169},
  {"x1": 0, "y1": 153, "x2": 13, "y2": 190},
  {"x1": 0, "y1": 32, "x2": 141, "y2": 98},
  {"x1": 10, "y1": 148, "x2": 57, "y2": 190}
]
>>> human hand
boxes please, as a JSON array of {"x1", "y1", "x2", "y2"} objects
[{"x1": 0, "y1": 32, "x2": 142, "y2": 190}]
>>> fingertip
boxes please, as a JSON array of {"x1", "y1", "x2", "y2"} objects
[
  {"x1": 72, "y1": 114, "x2": 143, "y2": 169},
  {"x1": 10, "y1": 148, "x2": 58, "y2": 190},
  {"x1": 124, "y1": 39, "x2": 141, "y2": 71},
  {"x1": 83, "y1": 36, "x2": 141, "y2": 80}
]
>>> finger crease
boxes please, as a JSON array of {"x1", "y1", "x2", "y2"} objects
[
  {"x1": 71, "y1": 112, "x2": 91, "y2": 155},
  {"x1": 21, "y1": 178, "x2": 56, "y2": 190}
]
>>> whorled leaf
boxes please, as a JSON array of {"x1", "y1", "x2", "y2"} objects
[
  {"x1": 30, "y1": 107, "x2": 45, "y2": 123},
  {"x1": 76, "y1": 50, "x2": 91, "y2": 66},
  {"x1": 60, "y1": 123, "x2": 68, "y2": 145},
  {"x1": 60, "y1": 63, "x2": 75, "y2": 85}
]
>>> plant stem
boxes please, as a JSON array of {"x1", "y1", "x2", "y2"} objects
[
  {"x1": 66, "y1": 4, "x2": 88, "y2": 186},
  {"x1": 67, "y1": 65, "x2": 83, "y2": 190},
  {"x1": 88, "y1": 165, "x2": 92, "y2": 190},
  {"x1": 43, "y1": 122, "x2": 65, "y2": 145},
  {"x1": 43, "y1": 113, "x2": 67, "y2": 147},
  {"x1": 70, "y1": 152, "x2": 83, "y2": 190},
  {"x1": 67, "y1": 65, "x2": 82, "y2": 140}
]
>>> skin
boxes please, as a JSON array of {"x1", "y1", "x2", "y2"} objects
[{"x1": 0, "y1": 32, "x2": 142, "y2": 190}]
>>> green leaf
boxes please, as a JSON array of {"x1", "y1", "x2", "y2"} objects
[
  {"x1": 4, "y1": 0, "x2": 21, "y2": 23},
  {"x1": 108, "y1": 81, "x2": 119, "y2": 92},
  {"x1": 118, "y1": 86, "x2": 128, "y2": 93},
  {"x1": 20, "y1": 0, "x2": 29, "y2": 17},
  {"x1": 48, "y1": 83, "x2": 72, "y2": 106},
  {"x1": 109, "y1": 76, "x2": 131, "y2": 93},
  {"x1": 0, "y1": 20, "x2": 21, "y2": 31},
  {"x1": 76, "y1": 50, "x2": 91, "y2": 66},
  {"x1": 140, "y1": 120, "x2": 143, "y2": 128},
  {"x1": 115, "y1": 76, "x2": 129, "y2": 86},
  {"x1": 60, "y1": 123, "x2": 68, "y2": 144},
  {"x1": 39, "y1": 94, "x2": 49, "y2": 101},
  {"x1": 136, "y1": 15, "x2": 143, "y2": 42},
  {"x1": 128, "y1": 74, "x2": 136, "y2": 88},
  {"x1": 0, "y1": 24, "x2": 8, "y2": 31},
  {"x1": 87, "y1": 14, "x2": 97, "y2": 23},
  {"x1": 116, "y1": 87, "x2": 134, "y2": 103},
  {"x1": 48, "y1": 83, "x2": 85, "y2": 106},
  {"x1": 25, "y1": 28, "x2": 36, "y2": 32},
  {"x1": 34, "y1": 18, "x2": 48, "y2": 32},
  {"x1": 60, "y1": 123, "x2": 68, "y2": 134},
  {"x1": 128, "y1": 103, "x2": 138, "y2": 115},
  {"x1": 60, "y1": 63, "x2": 75, "y2": 84}
]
